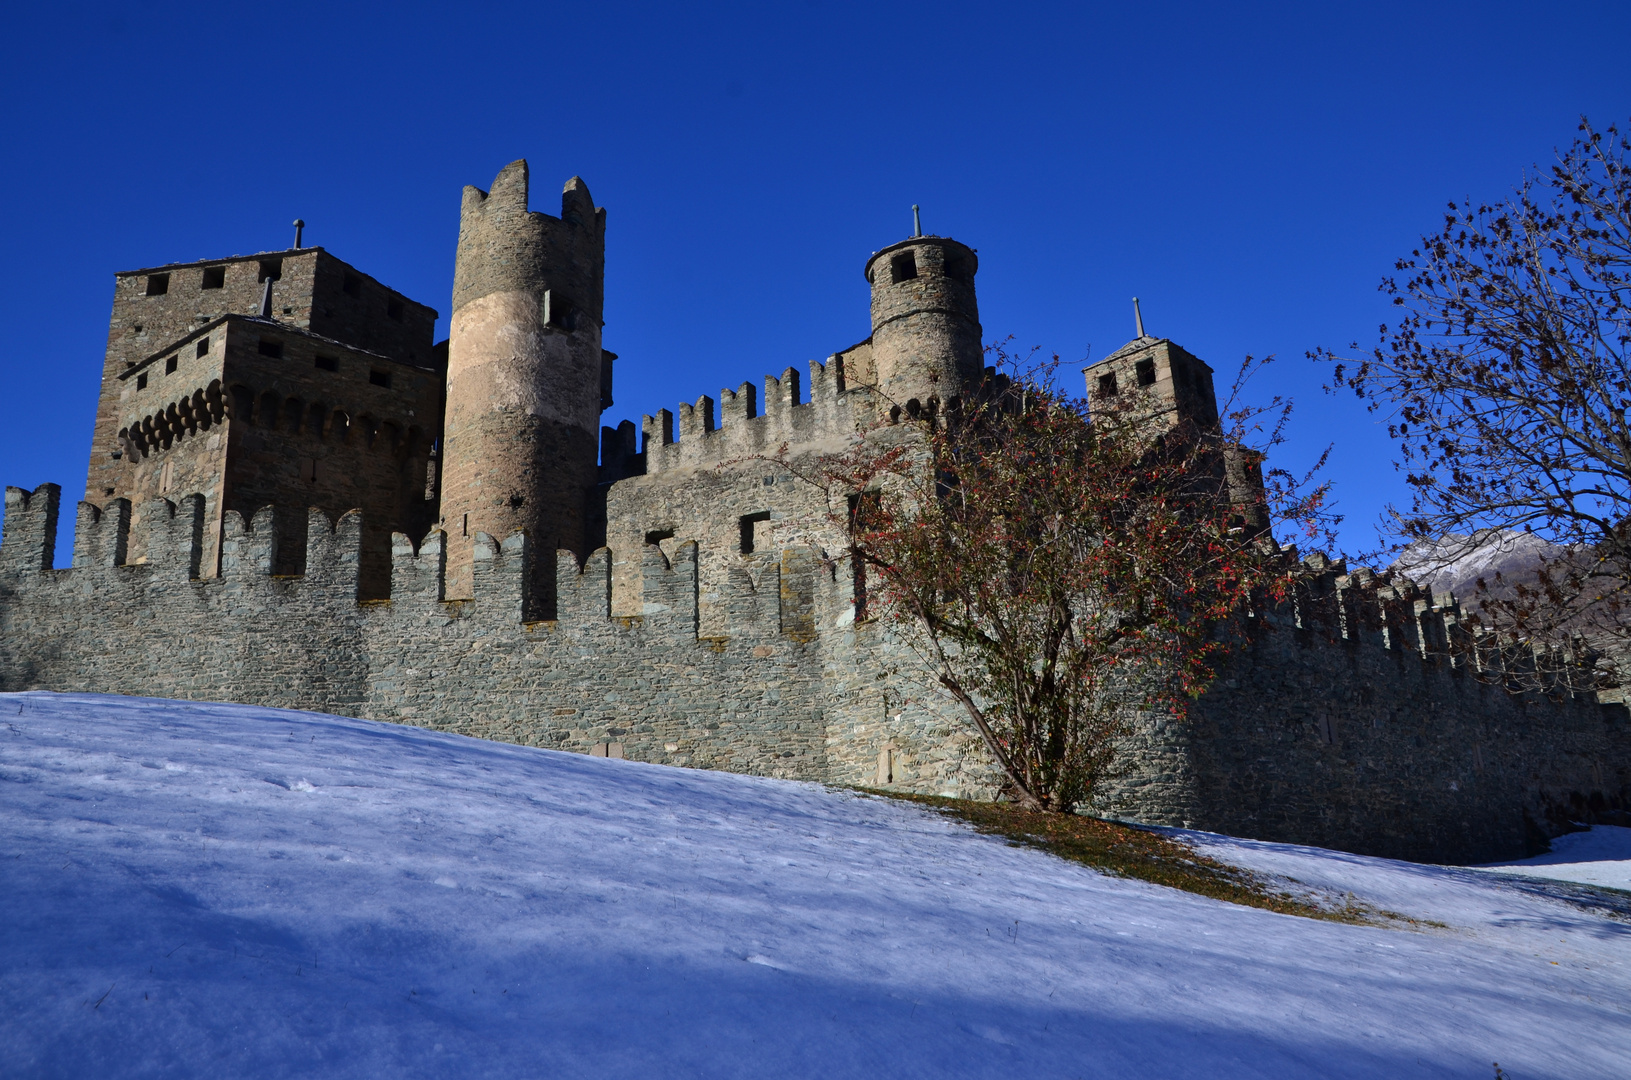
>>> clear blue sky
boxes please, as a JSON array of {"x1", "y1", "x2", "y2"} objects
[{"x1": 3, "y1": 1, "x2": 1628, "y2": 564}]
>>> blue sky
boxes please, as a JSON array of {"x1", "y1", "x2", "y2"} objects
[{"x1": 2, "y1": 1, "x2": 1628, "y2": 563}]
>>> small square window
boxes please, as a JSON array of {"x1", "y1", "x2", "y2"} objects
[
  {"x1": 145, "y1": 273, "x2": 169, "y2": 296},
  {"x1": 136, "y1": 372, "x2": 148, "y2": 390},
  {"x1": 258, "y1": 259, "x2": 282, "y2": 282},
  {"x1": 342, "y1": 274, "x2": 362, "y2": 298},
  {"x1": 258, "y1": 338, "x2": 283, "y2": 358},
  {"x1": 369, "y1": 369, "x2": 391, "y2": 388},
  {"x1": 386, "y1": 299, "x2": 404, "y2": 322},
  {"x1": 165, "y1": 356, "x2": 178, "y2": 374},
  {"x1": 196, "y1": 337, "x2": 209, "y2": 358},
  {"x1": 200, "y1": 266, "x2": 225, "y2": 289},
  {"x1": 315, "y1": 355, "x2": 338, "y2": 372},
  {"x1": 1098, "y1": 372, "x2": 1118, "y2": 398},
  {"x1": 890, "y1": 251, "x2": 917, "y2": 283},
  {"x1": 1135, "y1": 358, "x2": 1156, "y2": 387}
]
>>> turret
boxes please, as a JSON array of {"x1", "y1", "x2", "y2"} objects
[
  {"x1": 861, "y1": 229, "x2": 983, "y2": 411},
  {"x1": 442, "y1": 161, "x2": 610, "y2": 608}
]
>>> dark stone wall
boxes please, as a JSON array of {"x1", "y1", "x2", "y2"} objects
[{"x1": 3, "y1": 482, "x2": 1625, "y2": 864}]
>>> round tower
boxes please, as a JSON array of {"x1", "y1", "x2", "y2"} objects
[
  {"x1": 442, "y1": 161, "x2": 607, "y2": 605},
  {"x1": 862, "y1": 233, "x2": 982, "y2": 410}
]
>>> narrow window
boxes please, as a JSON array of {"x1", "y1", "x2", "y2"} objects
[
  {"x1": 739, "y1": 511, "x2": 771, "y2": 554},
  {"x1": 165, "y1": 356, "x2": 178, "y2": 374},
  {"x1": 196, "y1": 337, "x2": 210, "y2": 358},
  {"x1": 200, "y1": 266, "x2": 225, "y2": 290},
  {"x1": 314, "y1": 355, "x2": 338, "y2": 372},
  {"x1": 369, "y1": 369, "x2": 391, "y2": 388},
  {"x1": 258, "y1": 259, "x2": 282, "y2": 282},
  {"x1": 299, "y1": 458, "x2": 317, "y2": 483},
  {"x1": 545, "y1": 292, "x2": 576, "y2": 331},
  {"x1": 343, "y1": 273, "x2": 362, "y2": 298},
  {"x1": 258, "y1": 338, "x2": 283, "y2": 358},
  {"x1": 890, "y1": 251, "x2": 917, "y2": 283},
  {"x1": 386, "y1": 299, "x2": 404, "y2": 322},
  {"x1": 1098, "y1": 371, "x2": 1118, "y2": 398},
  {"x1": 145, "y1": 273, "x2": 170, "y2": 296},
  {"x1": 1135, "y1": 358, "x2": 1157, "y2": 387},
  {"x1": 136, "y1": 372, "x2": 148, "y2": 390},
  {"x1": 462, "y1": 513, "x2": 468, "y2": 537}
]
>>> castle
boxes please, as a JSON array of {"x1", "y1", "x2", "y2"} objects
[{"x1": 2, "y1": 161, "x2": 1626, "y2": 864}]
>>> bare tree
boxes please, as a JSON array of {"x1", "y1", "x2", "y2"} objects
[
  {"x1": 778, "y1": 351, "x2": 1329, "y2": 813},
  {"x1": 1316, "y1": 117, "x2": 1631, "y2": 686}
]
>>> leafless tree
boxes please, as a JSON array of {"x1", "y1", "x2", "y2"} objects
[{"x1": 1316, "y1": 117, "x2": 1631, "y2": 688}]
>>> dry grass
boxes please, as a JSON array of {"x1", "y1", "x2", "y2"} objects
[{"x1": 859, "y1": 789, "x2": 1397, "y2": 923}]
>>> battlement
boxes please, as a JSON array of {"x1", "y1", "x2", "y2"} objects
[
  {"x1": 639, "y1": 356, "x2": 873, "y2": 474},
  {"x1": 0, "y1": 482, "x2": 819, "y2": 643}
]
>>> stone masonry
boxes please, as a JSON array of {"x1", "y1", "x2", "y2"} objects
[{"x1": 1, "y1": 160, "x2": 1626, "y2": 865}]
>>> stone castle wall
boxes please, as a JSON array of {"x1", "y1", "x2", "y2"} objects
[{"x1": 3, "y1": 481, "x2": 1626, "y2": 864}]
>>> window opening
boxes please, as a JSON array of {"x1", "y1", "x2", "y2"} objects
[
  {"x1": 315, "y1": 355, "x2": 338, "y2": 372},
  {"x1": 369, "y1": 369, "x2": 391, "y2": 388},
  {"x1": 1098, "y1": 371, "x2": 1118, "y2": 398},
  {"x1": 545, "y1": 291, "x2": 577, "y2": 331},
  {"x1": 386, "y1": 299, "x2": 404, "y2": 322},
  {"x1": 1135, "y1": 358, "x2": 1156, "y2": 387},
  {"x1": 196, "y1": 337, "x2": 209, "y2": 358},
  {"x1": 136, "y1": 373, "x2": 148, "y2": 390},
  {"x1": 200, "y1": 266, "x2": 225, "y2": 290},
  {"x1": 890, "y1": 251, "x2": 917, "y2": 283},
  {"x1": 258, "y1": 338, "x2": 283, "y2": 358},
  {"x1": 145, "y1": 273, "x2": 169, "y2": 296},
  {"x1": 739, "y1": 511, "x2": 772, "y2": 554},
  {"x1": 342, "y1": 273, "x2": 361, "y2": 298},
  {"x1": 165, "y1": 356, "x2": 178, "y2": 374},
  {"x1": 644, "y1": 529, "x2": 675, "y2": 546},
  {"x1": 258, "y1": 259, "x2": 282, "y2": 282},
  {"x1": 943, "y1": 255, "x2": 969, "y2": 283}
]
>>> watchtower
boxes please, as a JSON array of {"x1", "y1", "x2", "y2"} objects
[
  {"x1": 442, "y1": 161, "x2": 612, "y2": 607},
  {"x1": 860, "y1": 231, "x2": 983, "y2": 412},
  {"x1": 1084, "y1": 330, "x2": 1220, "y2": 432}
]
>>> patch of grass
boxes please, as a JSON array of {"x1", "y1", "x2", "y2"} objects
[{"x1": 858, "y1": 789, "x2": 1387, "y2": 924}]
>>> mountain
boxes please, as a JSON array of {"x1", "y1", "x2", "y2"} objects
[{"x1": 1391, "y1": 530, "x2": 1559, "y2": 601}]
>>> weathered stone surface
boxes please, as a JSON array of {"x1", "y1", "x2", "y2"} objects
[{"x1": 5, "y1": 165, "x2": 1625, "y2": 868}]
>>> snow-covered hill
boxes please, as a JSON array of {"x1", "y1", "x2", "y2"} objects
[
  {"x1": 1392, "y1": 530, "x2": 1559, "y2": 601},
  {"x1": 2, "y1": 693, "x2": 1628, "y2": 1079}
]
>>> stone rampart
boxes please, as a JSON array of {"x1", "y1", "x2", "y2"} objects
[{"x1": 2, "y1": 482, "x2": 1626, "y2": 863}]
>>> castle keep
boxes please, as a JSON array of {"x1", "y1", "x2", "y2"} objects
[{"x1": 2, "y1": 161, "x2": 1626, "y2": 864}]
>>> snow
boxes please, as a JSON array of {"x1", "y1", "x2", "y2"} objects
[
  {"x1": 1392, "y1": 530, "x2": 1557, "y2": 600},
  {"x1": 3, "y1": 692, "x2": 1628, "y2": 1079},
  {"x1": 1472, "y1": 826, "x2": 1631, "y2": 891}
]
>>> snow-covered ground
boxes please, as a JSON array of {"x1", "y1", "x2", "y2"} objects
[
  {"x1": 2, "y1": 692, "x2": 1627, "y2": 1079},
  {"x1": 1473, "y1": 826, "x2": 1631, "y2": 891}
]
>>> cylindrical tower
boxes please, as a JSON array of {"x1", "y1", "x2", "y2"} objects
[
  {"x1": 862, "y1": 234, "x2": 982, "y2": 410},
  {"x1": 442, "y1": 161, "x2": 607, "y2": 606}
]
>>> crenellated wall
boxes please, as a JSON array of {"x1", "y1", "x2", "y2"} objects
[{"x1": 1, "y1": 481, "x2": 1626, "y2": 864}]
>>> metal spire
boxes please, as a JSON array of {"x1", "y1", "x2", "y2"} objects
[
  {"x1": 293, "y1": 219, "x2": 305, "y2": 248},
  {"x1": 1133, "y1": 296, "x2": 1147, "y2": 339},
  {"x1": 912, "y1": 205, "x2": 922, "y2": 237}
]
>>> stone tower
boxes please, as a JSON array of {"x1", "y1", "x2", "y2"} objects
[
  {"x1": 442, "y1": 161, "x2": 610, "y2": 607},
  {"x1": 860, "y1": 234, "x2": 983, "y2": 410},
  {"x1": 1083, "y1": 335, "x2": 1220, "y2": 431}
]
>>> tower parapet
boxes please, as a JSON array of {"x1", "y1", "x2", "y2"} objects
[{"x1": 442, "y1": 161, "x2": 610, "y2": 610}]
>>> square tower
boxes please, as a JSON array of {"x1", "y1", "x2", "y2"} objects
[
  {"x1": 89, "y1": 247, "x2": 443, "y2": 596},
  {"x1": 1083, "y1": 335, "x2": 1219, "y2": 431}
]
